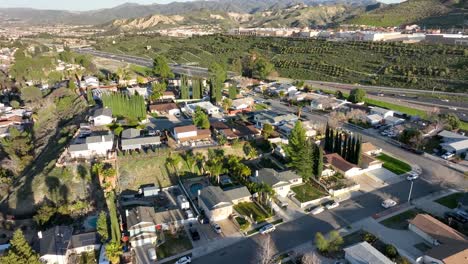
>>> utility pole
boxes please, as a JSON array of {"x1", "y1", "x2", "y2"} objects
[{"x1": 408, "y1": 180, "x2": 414, "y2": 204}]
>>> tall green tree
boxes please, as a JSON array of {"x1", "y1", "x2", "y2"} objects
[
  {"x1": 228, "y1": 86, "x2": 237, "y2": 99},
  {"x1": 192, "y1": 78, "x2": 201, "y2": 99},
  {"x1": 97, "y1": 211, "x2": 109, "y2": 243},
  {"x1": 312, "y1": 145, "x2": 323, "y2": 179},
  {"x1": 105, "y1": 241, "x2": 122, "y2": 264},
  {"x1": 193, "y1": 106, "x2": 210, "y2": 129},
  {"x1": 355, "y1": 137, "x2": 362, "y2": 165},
  {"x1": 285, "y1": 121, "x2": 314, "y2": 180},
  {"x1": 150, "y1": 82, "x2": 167, "y2": 101},
  {"x1": 0, "y1": 230, "x2": 41, "y2": 264},
  {"x1": 349, "y1": 88, "x2": 366, "y2": 103},
  {"x1": 315, "y1": 232, "x2": 329, "y2": 253},
  {"x1": 333, "y1": 131, "x2": 341, "y2": 154},
  {"x1": 153, "y1": 55, "x2": 174, "y2": 79},
  {"x1": 20, "y1": 86, "x2": 42, "y2": 103},
  {"x1": 208, "y1": 63, "x2": 226, "y2": 103},
  {"x1": 253, "y1": 57, "x2": 275, "y2": 80}
]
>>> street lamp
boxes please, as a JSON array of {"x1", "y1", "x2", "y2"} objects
[{"x1": 408, "y1": 180, "x2": 414, "y2": 204}]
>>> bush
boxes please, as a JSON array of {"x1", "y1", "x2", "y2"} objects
[
  {"x1": 385, "y1": 244, "x2": 398, "y2": 258},
  {"x1": 315, "y1": 232, "x2": 329, "y2": 252},
  {"x1": 362, "y1": 232, "x2": 377, "y2": 243}
]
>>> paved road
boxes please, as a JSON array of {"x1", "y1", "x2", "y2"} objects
[{"x1": 193, "y1": 179, "x2": 441, "y2": 264}]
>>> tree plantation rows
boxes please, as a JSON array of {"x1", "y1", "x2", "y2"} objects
[
  {"x1": 101, "y1": 93, "x2": 146, "y2": 121},
  {"x1": 97, "y1": 35, "x2": 468, "y2": 92}
]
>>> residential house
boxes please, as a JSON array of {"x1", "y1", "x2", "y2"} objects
[
  {"x1": 69, "y1": 132, "x2": 114, "y2": 159},
  {"x1": 126, "y1": 206, "x2": 157, "y2": 247},
  {"x1": 441, "y1": 139, "x2": 468, "y2": 155},
  {"x1": 37, "y1": 226, "x2": 73, "y2": 264},
  {"x1": 251, "y1": 168, "x2": 303, "y2": 197},
  {"x1": 409, "y1": 214, "x2": 468, "y2": 264},
  {"x1": 360, "y1": 154, "x2": 383, "y2": 171},
  {"x1": 149, "y1": 103, "x2": 180, "y2": 116},
  {"x1": 385, "y1": 116, "x2": 405, "y2": 126},
  {"x1": 121, "y1": 128, "x2": 160, "y2": 151},
  {"x1": 310, "y1": 94, "x2": 347, "y2": 110},
  {"x1": 324, "y1": 153, "x2": 362, "y2": 177},
  {"x1": 370, "y1": 107, "x2": 394, "y2": 118},
  {"x1": 366, "y1": 114, "x2": 383, "y2": 125},
  {"x1": 278, "y1": 120, "x2": 317, "y2": 138},
  {"x1": 172, "y1": 125, "x2": 212, "y2": 143},
  {"x1": 224, "y1": 187, "x2": 251, "y2": 205},
  {"x1": 254, "y1": 111, "x2": 298, "y2": 128},
  {"x1": 161, "y1": 91, "x2": 176, "y2": 101},
  {"x1": 68, "y1": 232, "x2": 100, "y2": 256},
  {"x1": 92, "y1": 108, "x2": 113, "y2": 126},
  {"x1": 344, "y1": 241, "x2": 394, "y2": 264},
  {"x1": 228, "y1": 97, "x2": 254, "y2": 115},
  {"x1": 83, "y1": 76, "x2": 99, "y2": 88},
  {"x1": 361, "y1": 142, "x2": 382, "y2": 156},
  {"x1": 127, "y1": 86, "x2": 149, "y2": 98},
  {"x1": 198, "y1": 186, "x2": 233, "y2": 222},
  {"x1": 185, "y1": 101, "x2": 219, "y2": 116},
  {"x1": 438, "y1": 130, "x2": 467, "y2": 143},
  {"x1": 211, "y1": 121, "x2": 260, "y2": 140}
]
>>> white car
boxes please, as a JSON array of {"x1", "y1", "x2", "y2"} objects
[
  {"x1": 259, "y1": 224, "x2": 276, "y2": 234},
  {"x1": 381, "y1": 199, "x2": 397, "y2": 208},
  {"x1": 406, "y1": 172, "x2": 419, "y2": 181},
  {"x1": 310, "y1": 206, "x2": 325, "y2": 215},
  {"x1": 211, "y1": 223, "x2": 222, "y2": 234},
  {"x1": 325, "y1": 201, "x2": 339, "y2": 210},
  {"x1": 442, "y1": 152, "x2": 455, "y2": 160},
  {"x1": 175, "y1": 256, "x2": 192, "y2": 264}
]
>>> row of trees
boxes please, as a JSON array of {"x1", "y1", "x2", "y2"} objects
[
  {"x1": 285, "y1": 121, "x2": 324, "y2": 180},
  {"x1": 193, "y1": 106, "x2": 210, "y2": 129},
  {"x1": 324, "y1": 124, "x2": 363, "y2": 165},
  {"x1": 101, "y1": 93, "x2": 146, "y2": 120}
]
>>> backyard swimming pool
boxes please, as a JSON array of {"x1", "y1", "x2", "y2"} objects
[{"x1": 190, "y1": 183, "x2": 203, "y2": 196}]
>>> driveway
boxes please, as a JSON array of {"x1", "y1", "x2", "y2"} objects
[
  {"x1": 134, "y1": 244, "x2": 155, "y2": 264},
  {"x1": 368, "y1": 168, "x2": 402, "y2": 185},
  {"x1": 353, "y1": 173, "x2": 387, "y2": 193}
]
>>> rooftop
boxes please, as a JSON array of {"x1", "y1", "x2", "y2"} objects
[
  {"x1": 126, "y1": 206, "x2": 156, "y2": 229},
  {"x1": 93, "y1": 108, "x2": 112, "y2": 118},
  {"x1": 38, "y1": 226, "x2": 73, "y2": 257},
  {"x1": 442, "y1": 139, "x2": 468, "y2": 151},
  {"x1": 224, "y1": 186, "x2": 251, "y2": 201},
  {"x1": 371, "y1": 107, "x2": 393, "y2": 115},
  {"x1": 409, "y1": 214, "x2": 467, "y2": 244},
  {"x1": 344, "y1": 241, "x2": 394, "y2": 264},
  {"x1": 121, "y1": 128, "x2": 141, "y2": 139},
  {"x1": 255, "y1": 168, "x2": 300, "y2": 187},
  {"x1": 199, "y1": 186, "x2": 232, "y2": 210},
  {"x1": 69, "y1": 232, "x2": 99, "y2": 249},
  {"x1": 324, "y1": 153, "x2": 358, "y2": 172},
  {"x1": 174, "y1": 125, "x2": 197, "y2": 133}
]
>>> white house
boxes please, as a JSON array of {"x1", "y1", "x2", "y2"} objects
[
  {"x1": 325, "y1": 153, "x2": 362, "y2": 177},
  {"x1": 224, "y1": 186, "x2": 251, "y2": 205},
  {"x1": 68, "y1": 232, "x2": 100, "y2": 255},
  {"x1": 198, "y1": 186, "x2": 233, "y2": 222},
  {"x1": 254, "y1": 111, "x2": 298, "y2": 128},
  {"x1": 38, "y1": 226, "x2": 73, "y2": 264},
  {"x1": 126, "y1": 206, "x2": 157, "y2": 247},
  {"x1": 366, "y1": 114, "x2": 383, "y2": 125},
  {"x1": 370, "y1": 107, "x2": 394, "y2": 118},
  {"x1": 149, "y1": 103, "x2": 180, "y2": 116},
  {"x1": 344, "y1": 242, "x2": 394, "y2": 264},
  {"x1": 121, "y1": 128, "x2": 161, "y2": 151},
  {"x1": 127, "y1": 86, "x2": 149, "y2": 98},
  {"x1": 69, "y1": 132, "x2": 114, "y2": 159},
  {"x1": 92, "y1": 108, "x2": 113, "y2": 126},
  {"x1": 384, "y1": 116, "x2": 405, "y2": 126},
  {"x1": 186, "y1": 101, "x2": 219, "y2": 116},
  {"x1": 231, "y1": 97, "x2": 254, "y2": 111},
  {"x1": 251, "y1": 168, "x2": 302, "y2": 197}
]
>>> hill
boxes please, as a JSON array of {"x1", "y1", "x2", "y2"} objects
[
  {"x1": 346, "y1": 0, "x2": 465, "y2": 27},
  {"x1": 0, "y1": 0, "x2": 376, "y2": 25}
]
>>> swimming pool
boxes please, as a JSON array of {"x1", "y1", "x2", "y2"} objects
[
  {"x1": 84, "y1": 215, "x2": 98, "y2": 230},
  {"x1": 190, "y1": 183, "x2": 203, "y2": 196}
]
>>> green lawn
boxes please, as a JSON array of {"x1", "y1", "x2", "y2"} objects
[
  {"x1": 381, "y1": 209, "x2": 421, "y2": 230},
  {"x1": 435, "y1": 193, "x2": 463, "y2": 209},
  {"x1": 291, "y1": 183, "x2": 327, "y2": 203},
  {"x1": 156, "y1": 230, "x2": 193, "y2": 259},
  {"x1": 376, "y1": 153, "x2": 412, "y2": 175},
  {"x1": 254, "y1": 103, "x2": 269, "y2": 111},
  {"x1": 234, "y1": 202, "x2": 272, "y2": 222},
  {"x1": 235, "y1": 216, "x2": 250, "y2": 231}
]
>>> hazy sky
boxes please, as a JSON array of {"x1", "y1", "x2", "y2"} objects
[{"x1": 0, "y1": 0, "x2": 404, "y2": 11}]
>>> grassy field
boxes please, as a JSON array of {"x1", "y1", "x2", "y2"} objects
[
  {"x1": 376, "y1": 153, "x2": 412, "y2": 175},
  {"x1": 156, "y1": 230, "x2": 193, "y2": 259},
  {"x1": 291, "y1": 183, "x2": 327, "y2": 203},
  {"x1": 381, "y1": 209, "x2": 421, "y2": 229},
  {"x1": 234, "y1": 202, "x2": 272, "y2": 222},
  {"x1": 94, "y1": 35, "x2": 468, "y2": 93},
  {"x1": 435, "y1": 192, "x2": 463, "y2": 209}
]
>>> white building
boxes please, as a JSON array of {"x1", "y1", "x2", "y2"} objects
[
  {"x1": 251, "y1": 168, "x2": 302, "y2": 197},
  {"x1": 84, "y1": 76, "x2": 99, "y2": 88},
  {"x1": 366, "y1": 114, "x2": 383, "y2": 125},
  {"x1": 370, "y1": 107, "x2": 394, "y2": 118},
  {"x1": 92, "y1": 108, "x2": 113, "y2": 126},
  {"x1": 344, "y1": 242, "x2": 394, "y2": 264},
  {"x1": 198, "y1": 186, "x2": 233, "y2": 222},
  {"x1": 185, "y1": 101, "x2": 219, "y2": 115},
  {"x1": 69, "y1": 132, "x2": 114, "y2": 159}
]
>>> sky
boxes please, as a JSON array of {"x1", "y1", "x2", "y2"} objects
[{"x1": 0, "y1": 0, "x2": 404, "y2": 11}]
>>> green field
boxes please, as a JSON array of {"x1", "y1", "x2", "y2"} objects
[
  {"x1": 291, "y1": 183, "x2": 327, "y2": 203},
  {"x1": 234, "y1": 202, "x2": 272, "y2": 223},
  {"x1": 381, "y1": 209, "x2": 421, "y2": 229},
  {"x1": 94, "y1": 35, "x2": 468, "y2": 93},
  {"x1": 376, "y1": 153, "x2": 412, "y2": 175}
]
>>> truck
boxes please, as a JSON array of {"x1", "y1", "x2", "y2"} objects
[{"x1": 177, "y1": 195, "x2": 190, "y2": 210}]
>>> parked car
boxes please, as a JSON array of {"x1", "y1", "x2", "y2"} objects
[
  {"x1": 310, "y1": 206, "x2": 325, "y2": 215},
  {"x1": 325, "y1": 201, "x2": 339, "y2": 210},
  {"x1": 381, "y1": 199, "x2": 397, "y2": 208},
  {"x1": 211, "y1": 223, "x2": 222, "y2": 234},
  {"x1": 175, "y1": 256, "x2": 192, "y2": 264},
  {"x1": 442, "y1": 152, "x2": 455, "y2": 160},
  {"x1": 148, "y1": 248, "x2": 156, "y2": 261},
  {"x1": 189, "y1": 228, "x2": 200, "y2": 241},
  {"x1": 445, "y1": 212, "x2": 467, "y2": 224},
  {"x1": 259, "y1": 224, "x2": 276, "y2": 235},
  {"x1": 406, "y1": 172, "x2": 419, "y2": 181}
]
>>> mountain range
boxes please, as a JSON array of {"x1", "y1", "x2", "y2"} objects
[{"x1": 0, "y1": 0, "x2": 377, "y2": 25}]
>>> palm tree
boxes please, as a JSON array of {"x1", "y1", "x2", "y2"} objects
[
  {"x1": 105, "y1": 241, "x2": 122, "y2": 264},
  {"x1": 194, "y1": 152, "x2": 205, "y2": 174},
  {"x1": 185, "y1": 153, "x2": 197, "y2": 174},
  {"x1": 166, "y1": 153, "x2": 182, "y2": 174},
  {"x1": 206, "y1": 162, "x2": 224, "y2": 185}
]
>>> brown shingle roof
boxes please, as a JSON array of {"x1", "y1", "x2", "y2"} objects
[
  {"x1": 324, "y1": 153, "x2": 357, "y2": 172},
  {"x1": 362, "y1": 142, "x2": 378, "y2": 153},
  {"x1": 410, "y1": 214, "x2": 467, "y2": 243},
  {"x1": 174, "y1": 125, "x2": 197, "y2": 133},
  {"x1": 149, "y1": 103, "x2": 178, "y2": 112}
]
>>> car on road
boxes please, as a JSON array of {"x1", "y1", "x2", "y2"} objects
[
  {"x1": 381, "y1": 199, "x2": 397, "y2": 208},
  {"x1": 148, "y1": 248, "x2": 156, "y2": 261},
  {"x1": 189, "y1": 228, "x2": 200, "y2": 241},
  {"x1": 175, "y1": 256, "x2": 192, "y2": 264},
  {"x1": 325, "y1": 201, "x2": 339, "y2": 210},
  {"x1": 259, "y1": 224, "x2": 276, "y2": 234},
  {"x1": 310, "y1": 206, "x2": 325, "y2": 215},
  {"x1": 211, "y1": 223, "x2": 222, "y2": 234},
  {"x1": 406, "y1": 172, "x2": 419, "y2": 181},
  {"x1": 442, "y1": 152, "x2": 455, "y2": 160}
]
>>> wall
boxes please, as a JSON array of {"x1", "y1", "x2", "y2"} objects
[
  {"x1": 329, "y1": 184, "x2": 360, "y2": 197},
  {"x1": 290, "y1": 194, "x2": 331, "y2": 209},
  {"x1": 176, "y1": 130, "x2": 198, "y2": 139}
]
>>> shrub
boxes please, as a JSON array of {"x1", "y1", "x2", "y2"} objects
[
  {"x1": 385, "y1": 244, "x2": 398, "y2": 258},
  {"x1": 362, "y1": 232, "x2": 377, "y2": 243}
]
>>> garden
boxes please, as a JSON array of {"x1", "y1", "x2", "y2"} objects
[
  {"x1": 156, "y1": 229, "x2": 193, "y2": 259},
  {"x1": 234, "y1": 202, "x2": 272, "y2": 223},
  {"x1": 380, "y1": 209, "x2": 421, "y2": 230},
  {"x1": 435, "y1": 192, "x2": 463, "y2": 209},
  {"x1": 376, "y1": 153, "x2": 412, "y2": 175},
  {"x1": 291, "y1": 183, "x2": 328, "y2": 203}
]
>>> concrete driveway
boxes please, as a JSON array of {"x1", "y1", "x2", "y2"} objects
[
  {"x1": 134, "y1": 244, "x2": 155, "y2": 264},
  {"x1": 368, "y1": 168, "x2": 402, "y2": 185},
  {"x1": 353, "y1": 173, "x2": 387, "y2": 192}
]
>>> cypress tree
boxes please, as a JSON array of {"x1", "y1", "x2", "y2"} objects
[
  {"x1": 324, "y1": 123, "x2": 330, "y2": 151},
  {"x1": 355, "y1": 137, "x2": 362, "y2": 166},
  {"x1": 334, "y1": 131, "x2": 341, "y2": 154},
  {"x1": 229, "y1": 86, "x2": 237, "y2": 99},
  {"x1": 192, "y1": 78, "x2": 201, "y2": 99},
  {"x1": 316, "y1": 146, "x2": 323, "y2": 179}
]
